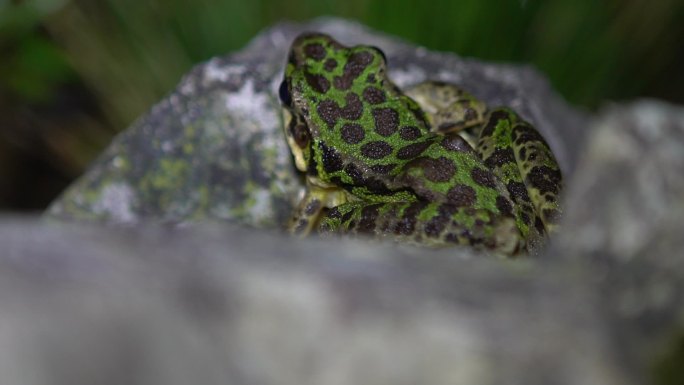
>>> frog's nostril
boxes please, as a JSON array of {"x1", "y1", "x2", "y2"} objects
[{"x1": 279, "y1": 79, "x2": 292, "y2": 106}]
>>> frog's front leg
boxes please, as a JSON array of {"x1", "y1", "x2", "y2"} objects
[
  {"x1": 288, "y1": 181, "x2": 350, "y2": 236},
  {"x1": 319, "y1": 201, "x2": 523, "y2": 255}
]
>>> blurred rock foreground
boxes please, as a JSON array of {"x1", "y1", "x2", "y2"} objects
[{"x1": 2, "y1": 18, "x2": 683, "y2": 385}]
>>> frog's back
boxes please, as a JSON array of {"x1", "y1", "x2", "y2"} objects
[{"x1": 286, "y1": 34, "x2": 433, "y2": 197}]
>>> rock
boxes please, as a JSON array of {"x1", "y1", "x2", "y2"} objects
[
  {"x1": 0, "y1": 219, "x2": 630, "y2": 385},
  {"x1": 553, "y1": 100, "x2": 684, "y2": 382},
  {"x1": 47, "y1": 17, "x2": 588, "y2": 228}
]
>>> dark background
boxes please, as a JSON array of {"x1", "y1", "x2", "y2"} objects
[{"x1": 1, "y1": 0, "x2": 682, "y2": 211}]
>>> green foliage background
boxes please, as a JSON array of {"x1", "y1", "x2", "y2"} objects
[{"x1": 1, "y1": 0, "x2": 683, "y2": 210}]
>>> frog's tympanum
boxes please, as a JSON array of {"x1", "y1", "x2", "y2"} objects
[{"x1": 279, "y1": 33, "x2": 562, "y2": 256}]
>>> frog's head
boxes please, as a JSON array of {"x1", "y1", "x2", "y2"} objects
[{"x1": 279, "y1": 32, "x2": 391, "y2": 179}]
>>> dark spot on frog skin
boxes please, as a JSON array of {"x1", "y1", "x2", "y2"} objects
[
  {"x1": 506, "y1": 181, "x2": 532, "y2": 203},
  {"x1": 424, "y1": 209, "x2": 451, "y2": 238},
  {"x1": 364, "y1": 178, "x2": 392, "y2": 195},
  {"x1": 393, "y1": 201, "x2": 427, "y2": 235},
  {"x1": 399, "y1": 126, "x2": 421, "y2": 141},
  {"x1": 319, "y1": 142, "x2": 344, "y2": 172},
  {"x1": 372, "y1": 107, "x2": 399, "y2": 137},
  {"x1": 481, "y1": 110, "x2": 510, "y2": 138},
  {"x1": 471, "y1": 168, "x2": 497, "y2": 189},
  {"x1": 366, "y1": 73, "x2": 376, "y2": 84},
  {"x1": 518, "y1": 147, "x2": 527, "y2": 161},
  {"x1": 363, "y1": 86, "x2": 386, "y2": 104},
  {"x1": 341, "y1": 209, "x2": 354, "y2": 224},
  {"x1": 360, "y1": 141, "x2": 393, "y2": 159},
  {"x1": 397, "y1": 141, "x2": 432, "y2": 160},
  {"x1": 343, "y1": 163, "x2": 364, "y2": 184},
  {"x1": 495, "y1": 196, "x2": 514, "y2": 216},
  {"x1": 340, "y1": 123, "x2": 365, "y2": 144},
  {"x1": 333, "y1": 50, "x2": 374, "y2": 90},
  {"x1": 358, "y1": 204, "x2": 382, "y2": 234},
  {"x1": 484, "y1": 147, "x2": 516, "y2": 168},
  {"x1": 446, "y1": 184, "x2": 477, "y2": 207},
  {"x1": 527, "y1": 165, "x2": 562, "y2": 195},
  {"x1": 303, "y1": 43, "x2": 327, "y2": 61},
  {"x1": 304, "y1": 199, "x2": 321, "y2": 216},
  {"x1": 316, "y1": 99, "x2": 341, "y2": 129},
  {"x1": 513, "y1": 123, "x2": 547, "y2": 146},
  {"x1": 340, "y1": 93, "x2": 363, "y2": 120},
  {"x1": 418, "y1": 157, "x2": 456, "y2": 183},
  {"x1": 520, "y1": 211, "x2": 531, "y2": 225},
  {"x1": 370, "y1": 163, "x2": 397, "y2": 175},
  {"x1": 324, "y1": 58, "x2": 338, "y2": 71},
  {"x1": 349, "y1": 50, "x2": 374, "y2": 70},
  {"x1": 305, "y1": 72, "x2": 330, "y2": 94},
  {"x1": 327, "y1": 207, "x2": 341, "y2": 219},
  {"x1": 440, "y1": 135, "x2": 474, "y2": 153}
]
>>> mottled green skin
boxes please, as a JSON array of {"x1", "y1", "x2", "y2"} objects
[{"x1": 280, "y1": 33, "x2": 562, "y2": 255}]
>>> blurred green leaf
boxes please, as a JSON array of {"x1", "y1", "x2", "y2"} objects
[
  {"x1": 0, "y1": 0, "x2": 65, "y2": 41},
  {"x1": 1, "y1": 34, "x2": 73, "y2": 101}
]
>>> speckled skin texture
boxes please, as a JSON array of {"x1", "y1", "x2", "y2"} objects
[{"x1": 281, "y1": 33, "x2": 562, "y2": 255}]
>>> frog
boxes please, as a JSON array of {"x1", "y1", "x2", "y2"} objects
[{"x1": 278, "y1": 32, "x2": 562, "y2": 255}]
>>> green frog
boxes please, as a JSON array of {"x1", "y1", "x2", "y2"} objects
[{"x1": 279, "y1": 32, "x2": 562, "y2": 255}]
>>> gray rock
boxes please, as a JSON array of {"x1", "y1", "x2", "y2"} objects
[
  {"x1": 0, "y1": 219, "x2": 630, "y2": 385},
  {"x1": 47, "y1": 17, "x2": 588, "y2": 228},
  {"x1": 553, "y1": 100, "x2": 684, "y2": 382},
  {"x1": 7, "y1": 17, "x2": 681, "y2": 385}
]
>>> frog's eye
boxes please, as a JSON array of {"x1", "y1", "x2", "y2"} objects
[
  {"x1": 279, "y1": 79, "x2": 292, "y2": 107},
  {"x1": 368, "y1": 46, "x2": 387, "y2": 64}
]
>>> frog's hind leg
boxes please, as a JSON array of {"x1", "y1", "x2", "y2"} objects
[
  {"x1": 476, "y1": 108, "x2": 562, "y2": 247},
  {"x1": 507, "y1": 114, "x2": 563, "y2": 232},
  {"x1": 404, "y1": 81, "x2": 487, "y2": 138},
  {"x1": 319, "y1": 201, "x2": 523, "y2": 256}
]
